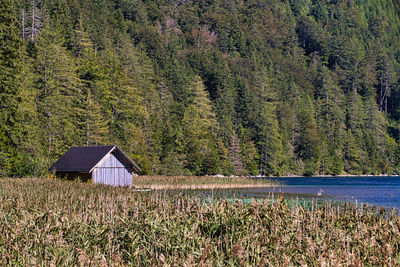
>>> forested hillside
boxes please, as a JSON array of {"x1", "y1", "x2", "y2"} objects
[{"x1": 1, "y1": 0, "x2": 400, "y2": 176}]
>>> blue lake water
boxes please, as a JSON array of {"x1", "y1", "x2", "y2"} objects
[{"x1": 243, "y1": 176, "x2": 400, "y2": 209}]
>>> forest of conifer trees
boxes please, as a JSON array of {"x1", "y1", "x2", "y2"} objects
[{"x1": 1, "y1": 0, "x2": 400, "y2": 177}]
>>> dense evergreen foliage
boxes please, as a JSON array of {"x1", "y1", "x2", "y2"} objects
[{"x1": 1, "y1": 0, "x2": 400, "y2": 176}]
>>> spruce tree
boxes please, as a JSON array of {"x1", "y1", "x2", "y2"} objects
[
  {"x1": 0, "y1": 0, "x2": 22, "y2": 176},
  {"x1": 252, "y1": 72, "x2": 284, "y2": 176},
  {"x1": 296, "y1": 94, "x2": 321, "y2": 176},
  {"x1": 315, "y1": 65, "x2": 345, "y2": 174}
]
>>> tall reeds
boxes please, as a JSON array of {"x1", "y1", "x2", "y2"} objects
[{"x1": 0, "y1": 178, "x2": 399, "y2": 265}]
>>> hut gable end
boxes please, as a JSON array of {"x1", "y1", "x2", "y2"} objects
[
  {"x1": 98, "y1": 152, "x2": 131, "y2": 168},
  {"x1": 93, "y1": 152, "x2": 134, "y2": 186}
]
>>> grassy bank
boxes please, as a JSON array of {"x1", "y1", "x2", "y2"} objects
[
  {"x1": 1, "y1": 178, "x2": 400, "y2": 265},
  {"x1": 132, "y1": 175, "x2": 276, "y2": 189}
]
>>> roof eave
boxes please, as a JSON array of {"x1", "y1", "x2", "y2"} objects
[
  {"x1": 88, "y1": 146, "x2": 142, "y2": 173},
  {"x1": 88, "y1": 145, "x2": 116, "y2": 173},
  {"x1": 114, "y1": 147, "x2": 142, "y2": 173}
]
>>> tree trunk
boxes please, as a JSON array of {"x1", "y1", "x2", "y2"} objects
[
  {"x1": 31, "y1": 0, "x2": 35, "y2": 41},
  {"x1": 22, "y1": 9, "x2": 25, "y2": 41}
]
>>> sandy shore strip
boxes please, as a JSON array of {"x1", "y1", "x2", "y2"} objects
[{"x1": 133, "y1": 183, "x2": 276, "y2": 190}]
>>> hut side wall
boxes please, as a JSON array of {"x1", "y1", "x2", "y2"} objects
[{"x1": 92, "y1": 152, "x2": 133, "y2": 186}]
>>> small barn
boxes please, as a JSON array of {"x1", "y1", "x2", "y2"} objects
[{"x1": 49, "y1": 145, "x2": 141, "y2": 186}]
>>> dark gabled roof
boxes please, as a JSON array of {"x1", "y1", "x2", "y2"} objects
[{"x1": 49, "y1": 145, "x2": 141, "y2": 173}]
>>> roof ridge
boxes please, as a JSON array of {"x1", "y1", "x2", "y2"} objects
[{"x1": 70, "y1": 145, "x2": 115, "y2": 148}]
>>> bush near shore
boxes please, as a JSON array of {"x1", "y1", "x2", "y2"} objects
[{"x1": 0, "y1": 178, "x2": 399, "y2": 265}]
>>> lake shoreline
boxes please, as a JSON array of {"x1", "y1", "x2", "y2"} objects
[
  {"x1": 248, "y1": 174, "x2": 400, "y2": 178},
  {"x1": 133, "y1": 183, "x2": 278, "y2": 190},
  {"x1": 132, "y1": 175, "x2": 277, "y2": 189}
]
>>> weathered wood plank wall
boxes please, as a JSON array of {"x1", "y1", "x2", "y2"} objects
[{"x1": 92, "y1": 152, "x2": 133, "y2": 186}]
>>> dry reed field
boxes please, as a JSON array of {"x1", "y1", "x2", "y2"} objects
[
  {"x1": 132, "y1": 175, "x2": 277, "y2": 189},
  {"x1": 0, "y1": 178, "x2": 400, "y2": 266}
]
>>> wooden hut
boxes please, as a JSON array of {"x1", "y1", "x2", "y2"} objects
[{"x1": 49, "y1": 145, "x2": 141, "y2": 186}]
